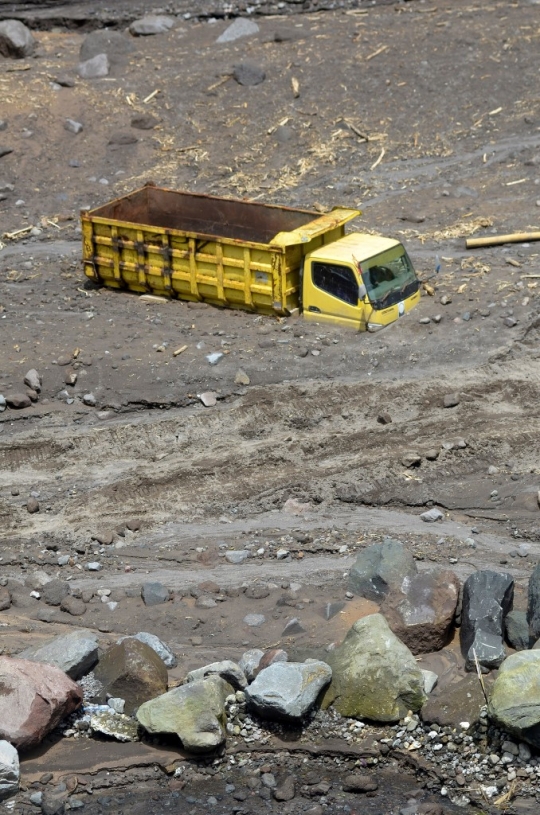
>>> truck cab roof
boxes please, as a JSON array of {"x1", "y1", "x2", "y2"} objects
[{"x1": 308, "y1": 232, "x2": 401, "y2": 265}]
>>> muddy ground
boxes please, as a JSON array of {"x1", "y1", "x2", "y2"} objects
[{"x1": 1, "y1": 0, "x2": 540, "y2": 812}]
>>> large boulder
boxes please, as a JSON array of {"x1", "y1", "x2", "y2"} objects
[
  {"x1": 460, "y1": 570, "x2": 513, "y2": 671},
  {"x1": 0, "y1": 740, "x2": 19, "y2": 801},
  {"x1": 527, "y1": 563, "x2": 540, "y2": 642},
  {"x1": 322, "y1": 614, "x2": 426, "y2": 722},
  {"x1": 137, "y1": 676, "x2": 231, "y2": 752},
  {"x1": 380, "y1": 569, "x2": 460, "y2": 653},
  {"x1": 348, "y1": 539, "x2": 417, "y2": 602},
  {"x1": 421, "y1": 674, "x2": 492, "y2": 727},
  {"x1": 246, "y1": 661, "x2": 332, "y2": 721},
  {"x1": 93, "y1": 639, "x2": 167, "y2": 714},
  {"x1": 0, "y1": 657, "x2": 82, "y2": 750},
  {"x1": 0, "y1": 20, "x2": 36, "y2": 59},
  {"x1": 489, "y1": 651, "x2": 540, "y2": 747},
  {"x1": 19, "y1": 629, "x2": 99, "y2": 680},
  {"x1": 117, "y1": 633, "x2": 177, "y2": 669},
  {"x1": 186, "y1": 660, "x2": 247, "y2": 690}
]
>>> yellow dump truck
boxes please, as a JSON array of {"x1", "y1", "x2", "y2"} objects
[{"x1": 82, "y1": 183, "x2": 420, "y2": 331}]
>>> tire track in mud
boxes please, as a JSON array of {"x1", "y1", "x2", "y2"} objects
[{"x1": 1, "y1": 368, "x2": 540, "y2": 540}]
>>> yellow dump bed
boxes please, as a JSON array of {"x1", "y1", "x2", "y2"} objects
[{"x1": 81, "y1": 183, "x2": 359, "y2": 315}]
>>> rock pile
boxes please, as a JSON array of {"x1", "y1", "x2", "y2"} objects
[{"x1": 5, "y1": 537, "x2": 540, "y2": 810}]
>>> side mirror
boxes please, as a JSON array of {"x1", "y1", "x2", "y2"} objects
[{"x1": 358, "y1": 283, "x2": 367, "y2": 300}]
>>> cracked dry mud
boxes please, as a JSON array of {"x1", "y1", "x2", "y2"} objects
[{"x1": 1, "y1": 0, "x2": 540, "y2": 813}]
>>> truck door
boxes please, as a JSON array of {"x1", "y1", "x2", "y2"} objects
[{"x1": 303, "y1": 260, "x2": 365, "y2": 329}]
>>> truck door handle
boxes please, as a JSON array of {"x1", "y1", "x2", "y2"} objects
[{"x1": 308, "y1": 306, "x2": 321, "y2": 313}]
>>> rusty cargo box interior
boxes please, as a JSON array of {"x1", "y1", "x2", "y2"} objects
[
  {"x1": 89, "y1": 185, "x2": 318, "y2": 244},
  {"x1": 82, "y1": 184, "x2": 359, "y2": 314}
]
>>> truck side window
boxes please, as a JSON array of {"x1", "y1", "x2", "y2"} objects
[{"x1": 311, "y1": 262, "x2": 358, "y2": 306}]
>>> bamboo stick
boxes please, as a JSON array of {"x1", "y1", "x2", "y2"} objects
[{"x1": 466, "y1": 231, "x2": 540, "y2": 249}]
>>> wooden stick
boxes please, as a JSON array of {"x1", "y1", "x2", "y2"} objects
[{"x1": 466, "y1": 231, "x2": 540, "y2": 249}]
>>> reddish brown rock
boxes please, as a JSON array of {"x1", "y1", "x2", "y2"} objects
[
  {"x1": 380, "y1": 569, "x2": 460, "y2": 654},
  {"x1": 256, "y1": 648, "x2": 288, "y2": 674},
  {"x1": 0, "y1": 657, "x2": 82, "y2": 750},
  {"x1": 5, "y1": 393, "x2": 31, "y2": 410},
  {"x1": 93, "y1": 638, "x2": 168, "y2": 714}
]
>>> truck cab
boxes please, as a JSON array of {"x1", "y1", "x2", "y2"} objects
[{"x1": 302, "y1": 233, "x2": 420, "y2": 331}]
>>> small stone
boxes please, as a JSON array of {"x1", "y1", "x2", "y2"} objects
[
  {"x1": 141, "y1": 582, "x2": 169, "y2": 606},
  {"x1": 27, "y1": 497, "x2": 39, "y2": 514},
  {"x1": 282, "y1": 618, "x2": 306, "y2": 636},
  {"x1": 402, "y1": 452, "x2": 421, "y2": 468},
  {"x1": 420, "y1": 507, "x2": 444, "y2": 522},
  {"x1": 129, "y1": 15, "x2": 175, "y2": 36},
  {"x1": 78, "y1": 53, "x2": 109, "y2": 79},
  {"x1": 64, "y1": 119, "x2": 83, "y2": 135},
  {"x1": 219, "y1": 549, "x2": 248, "y2": 567},
  {"x1": 244, "y1": 614, "x2": 266, "y2": 627},
  {"x1": 377, "y1": 413, "x2": 392, "y2": 425},
  {"x1": 82, "y1": 393, "x2": 96, "y2": 407},
  {"x1": 23, "y1": 369, "x2": 41, "y2": 392},
  {"x1": 440, "y1": 295, "x2": 452, "y2": 305},
  {"x1": 199, "y1": 392, "x2": 217, "y2": 407},
  {"x1": 6, "y1": 393, "x2": 31, "y2": 409},
  {"x1": 217, "y1": 18, "x2": 259, "y2": 43},
  {"x1": 342, "y1": 774, "x2": 378, "y2": 793},
  {"x1": 86, "y1": 562, "x2": 102, "y2": 571},
  {"x1": 60, "y1": 596, "x2": 86, "y2": 617},
  {"x1": 425, "y1": 449, "x2": 439, "y2": 461},
  {"x1": 108, "y1": 131, "x2": 138, "y2": 146},
  {"x1": 234, "y1": 369, "x2": 250, "y2": 386},
  {"x1": 443, "y1": 393, "x2": 460, "y2": 408},
  {"x1": 233, "y1": 62, "x2": 266, "y2": 86},
  {"x1": 504, "y1": 316, "x2": 518, "y2": 327}
]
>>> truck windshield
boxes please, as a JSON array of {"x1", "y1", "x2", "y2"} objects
[{"x1": 360, "y1": 247, "x2": 418, "y2": 310}]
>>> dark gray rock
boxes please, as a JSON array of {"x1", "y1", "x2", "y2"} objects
[
  {"x1": 527, "y1": 563, "x2": 540, "y2": 641},
  {"x1": 42, "y1": 579, "x2": 70, "y2": 607},
  {"x1": 0, "y1": 20, "x2": 36, "y2": 59},
  {"x1": 78, "y1": 54, "x2": 109, "y2": 80},
  {"x1": 19, "y1": 629, "x2": 99, "y2": 679},
  {"x1": 141, "y1": 582, "x2": 169, "y2": 606},
  {"x1": 64, "y1": 119, "x2": 83, "y2": 135},
  {"x1": 233, "y1": 62, "x2": 266, "y2": 86},
  {"x1": 282, "y1": 618, "x2": 306, "y2": 636},
  {"x1": 246, "y1": 661, "x2": 332, "y2": 721},
  {"x1": 108, "y1": 131, "x2": 138, "y2": 146},
  {"x1": 41, "y1": 789, "x2": 67, "y2": 815},
  {"x1": 80, "y1": 31, "x2": 135, "y2": 65},
  {"x1": 460, "y1": 570, "x2": 513, "y2": 671},
  {"x1": 505, "y1": 610, "x2": 530, "y2": 651},
  {"x1": 349, "y1": 538, "x2": 417, "y2": 602}
]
